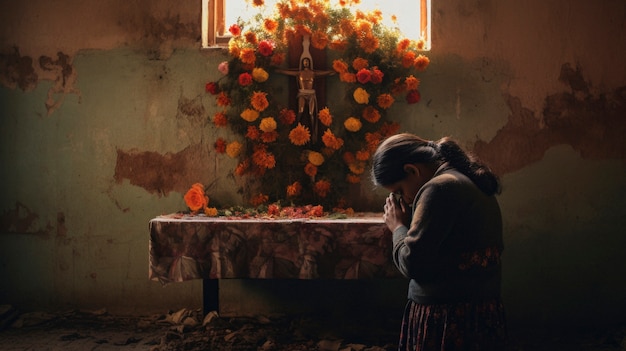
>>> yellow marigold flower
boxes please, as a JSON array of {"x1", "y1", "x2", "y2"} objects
[
  {"x1": 228, "y1": 41, "x2": 240, "y2": 57},
  {"x1": 340, "y1": 72, "x2": 356, "y2": 83},
  {"x1": 204, "y1": 207, "x2": 219, "y2": 217},
  {"x1": 252, "y1": 67, "x2": 269, "y2": 82},
  {"x1": 377, "y1": 93, "x2": 395, "y2": 109},
  {"x1": 259, "y1": 117, "x2": 277, "y2": 132},
  {"x1": 289, "y1": 123, "x2": 311, "y2": 146},
  {"x1": 414, "y1": 54, "x2": 430, "y2": 71},
  {"x1": 344, "y1": 117, "x2": 362, "y2": 132},
  {"x1": 349, "y1": 161, "x2": 366, "y2": 175},
  {"x1": 308, "y1": 151, "x2": 325, "y2": 166},
  {"x1": 240, "y1": 48, "x2": 256, "y2": 65},
  {"x1": 322, "y1": 129, "x2": 344, "y2": 150},
  {"x1": 362, "y1": 106, "x2": 381, "y2": 123},
  {"x1": 318, "y1": 107, "x2": 332, "y2": 126},
  {"x1": 251, "y1": 91, "x2": 269, "y2": 111},
  {"x1": 240, "y1": 108, "x2": 260, "y2": 122},
  {"x1": 352, "y1": 57, "x2": 369, "y2": 71},
  {"x1": 226, "y1": 141, "x2": 242, "y2": 158},
  {"x1": 314, "y1": 180, "x2": 331, "y2": 198},
  {"x1": 353, "y1": 87, "x2": 370, "y2": 104},
  {"x1": 405, "y1": 75, "x2": 420, "y2": 91},
  {"x1": 356, "y1": 150, "x2": 370, "y2": 161},
  {"x1": 332, "y1": 59, "x2": 348, "y2": 74}
]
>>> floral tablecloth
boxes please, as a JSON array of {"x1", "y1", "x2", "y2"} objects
[{"x1": 149, "y1": 213, "x2": 403, "y2": 284}]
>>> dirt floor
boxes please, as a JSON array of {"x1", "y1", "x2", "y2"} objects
[{"x1": 0, "y1": 305, "x2": 625, "y2": 351}]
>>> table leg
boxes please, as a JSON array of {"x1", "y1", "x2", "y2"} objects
[{"x1": 203, "y1": 279, "x2": 219, "y2": 315}]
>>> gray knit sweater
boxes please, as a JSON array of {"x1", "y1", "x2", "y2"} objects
[{"x1": 392, "y1": 164, "x2": 503, "y2": 304}]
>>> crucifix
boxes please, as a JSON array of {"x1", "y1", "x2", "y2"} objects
[{"x1": 276, "y1": 35, "x2": 335, "y2": 142}]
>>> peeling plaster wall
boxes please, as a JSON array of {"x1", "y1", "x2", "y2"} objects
[{"x1": 1, "y1": 0, "x2": 625, "y2": 330}]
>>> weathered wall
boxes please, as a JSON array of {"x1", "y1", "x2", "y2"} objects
[{"x1": 1, "y1": 0, "x2": 625, "y2": 331}]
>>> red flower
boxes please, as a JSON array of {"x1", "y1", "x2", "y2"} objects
[
  {"x1": 238, "y1": 72, "x2": 253, "y2": 86},
  {"x1": 258, "y1": 40, "x2": 274, "y2": 57},
  {"x1": 370, "y1": 68, "x2": 384, "y2": 84},
  {"x1": 205, "y1": 82, "x2": 219, "y2": 95},
  {"x1": 214, "y1": 138, "x2": 227, "y2": 153},
  {"x1": 406, "y1": 89, "x2": 421, "y2": 104},
  {"x1": 228, "y1": 24, "x2": 241, "y2": 36},
  {"x1": 356, "y1": 68, "x2": 371, "y2": 84}
]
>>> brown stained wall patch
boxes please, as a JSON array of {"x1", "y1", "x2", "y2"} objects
[
  {"x1": 114, "y1": 143, "x2": 213, "y2": 196},
  {"x1": 0, "y1": 202, "x2": 53, "y2": 236},
  {"x1": 0, "y1": 47, "x2": 38, "y2": 91},
  {"x1": 473, "y1": 62, "x2": 626, "y2": 176},
  {"x1": 39, "y1": 51, "x2": 80, "y2": 115}
]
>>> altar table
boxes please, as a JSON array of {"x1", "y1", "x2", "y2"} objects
[{"x1": 149, "y1": 213, "x2": 403, "y2": 312}]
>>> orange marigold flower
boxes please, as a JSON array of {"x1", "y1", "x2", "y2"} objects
[
  {"x1": 362, "y1": 106, "x2": 381, "y2": 123},
  {"x1": 402, "y1": 51, "x2": 416, "y2": 68},
  {"x1": 414, "y1": 54, "x2": 430, "y2": 71},
  {"x1": 279, "y1": 108, "x2": 296, "y2": 125},
  {"x1": 250, "y1": 193, "x2": 269, "y2": 207},
  {"x1": 259, "y1": 117, "x2": 277, "y2": 132},
  {"x1": 264, "y1": 19, "x2": 278, "y2": 33},
  {"x1": 397, "y1": 38, "x2": 411, "y2": 52},
  {"x1": 360, "y1": 34, "x2": 379, "y2": 53},
  {"x1": 356, "y1": 150, "x2": 370, "y2": 161},
  {"x1": 244, "y1": 31, "x2": 258, "y2": 45},
  {"x1": 321, "y1": 129, "x2": 344, "y2": 150},
  {"x1": 349, "y1": 161, "x2": 366, "y2": 175},
  {"x1": 405, "y1": 75, "x2": 420, "y2": 91},
  {"x1": 261, "y1": 130, "x2": 279, "y2": 143},
  {"x1": 213, "y1": 112, "x2": 228, "y2": 127},
  {"x1": 251, "y1": 91, "x2": 269, "y2": 111},
  {"x1": 216, "y1": 92, "x2": 231, "y2": 106},
  {"x1": 353, "y1": 87, "x2": 370, "y2": 104},
  {"x1": 304, "y1": 162, "x2": 318, "y2": 177},
  {"x1": 286, "y1": 181, "x2": 302, "y2": 197},
  {"x1": 377, "y1": 93, "x2": 395, "y2": 109},
  {"x1": 204, "y1": 207, "x2": 219, "y2": 217},
  {"x1": 343, "y1": 151, "x2": 356, "y2": 164},
  {"x1": 267, "y1": 203, "x2": 280, "y2": 216},
  {"x1": 214, "y1": 138, "x2": 227, "y2": 153},
  {"x1": 346, "y1": 173, "x2": 361, "y2": 184},
  {"x1": 240, "y1": 108, "x2": 259, "y2": 122},
  {"x1": 228, "y1": 24, "x2": 241, "y2": 36},
  {"x1": 289, "y1": 123, "x2": 311, "y2": 146},
  {"x1": 370, "y1": 68, "x2": 384, "y2": 84},
  {"x1": 365, "y1": 132, "x2": 383, "y2": 152},
  {"x1": 311, "y1": 31, "x2": 329, "y2": 50},
  {"x1": 318, "y1": 107, "x2": 332, "y2": 126},
  {"x1": 228, "y1": 41, "x2": 240, "y2": 57},
  {"x1": 339, "y1": 19, "x2": 355, "y2": 37},
  {"x1": 240, "y1": 48, "x2": 256, "y2": 65},
  {"x1": 339, "y1": 72, "x2": 356, "y2": 83},
  {"x1": 332, "y1": 59, "x2": 349, "y2": 74},
  {"x1": 379, "y1": 122, "x2": 401, "y2": 137},
  {"x1": 344, "y1": 117, "x2": 362, "y2": 132},
  {"x1": 184, "y1": 183, "x2": 209, "y2": 212},
  {"x1": 234, "y1": 160, "x2": 249, "y2": 176},
  {"x1": 271, "y1": 52, "x2": 285, "y2": 66},
  {"x1": 352, "y1": 57, "x2": 369, "y2": 71},
  {"x1": 329, "y1": 40, "x2": 347, "y2": 51},
  {"x1": 416, "y1": 39, "x2": 426, "y2": 50},
  {"x1": 314, "y1": 180, "x2": 331, "y2": 198},
  {"x1": 308, "y1": 151, "x2": 325, "y2": 166},
  {"x1": 246, "y1": 126, "x2": 261, "y2": 140},
  {"x1": 252, "y1": 148, "x2": 276, "y2": 169},
  {"x1": 226, "y1": 141, "x2": 242, "y2": 158},
  {"x1": 306, "y1": 205, "x2": 325, "y2": 217}
]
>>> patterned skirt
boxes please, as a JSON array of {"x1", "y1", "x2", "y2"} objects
[{"x1": 398, "y1": 299, "x2": 507, "y2": 351}]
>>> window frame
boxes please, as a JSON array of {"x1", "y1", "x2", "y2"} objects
[{"x1": 202, "y1": 0, "x2": 431, "y2": 50}]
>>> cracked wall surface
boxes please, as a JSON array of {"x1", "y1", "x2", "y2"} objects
[{"x1": 0, "y1": 0, "x2": 625, "y2": 328}]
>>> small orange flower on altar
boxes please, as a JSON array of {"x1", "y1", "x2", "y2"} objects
[
  {"x1": 234, "y1": 160, "x2": 249, "y2": 176},
  {"x1": 349, "y1": 161, "x2": 366, "y2": 175},
  {"x1": 344, "y1": 117, "x2": 362, "y2": 132},
  {"x1": 356, "y1": 150, "x2": 370, "y2": 161},
  {"x1": 405, "y1": 75, "x2": 419, "y2": 91},
  {"x1": 308, "y1": 151, "x2": 325, "y2": 166},
  {"x1": 250, "y1": 193, "x2": 269, "y2": 206},
  {"x1": 252, "y1": 0, "x2": 264, "y2": 7},
  {"x1": 318, "y1": 107, "x2": 332, "y2": 126},
  {"x1": 184, "y1": 183, "x2": 209, "y2": 212},
  {"x1": 244, "y1": 31, "x2": 258, "y2": 45},
  {"x1": 332, "y1": 59, "x2": 348, "y2": 73},
  {"x1": 340, "y1": 72, "x2": 356, "y2": 83},
  {"x1": 271, "y1": 52, "x2": 285, "y2": 66},
  {"x1": 314, "y1": 180, "x2": 331, "y2": 198},
  {"x1": 204, "y1": 207, "x2": 218, "y2": 217},
  {"x1": 362, "y1": 106, "x2": 381, "y2": 123},
  {"x1": 217, "y1": 92, "x2": 231, "y2": 107},
  {"x1": 251, "y1": 91, "x2": 269, "y2": 111},
  {"x1": 252, "y1": 67, "x2": 269, "y2": 82},
  {"x1": 241, "y1": 108, "x2": 260, "y2": 122},
  {"x1": 321, "y1": 129, "x2": 344, "y2": 150},
  {"x1": 259, "y1": 117, "x2": 277, "y2": 132},
  {"x1": 261, "y1": 130, "x2": 279, "y2": 143},
  {"x1": 343, "y1": 151, "x2": 356, "y2": 164},
  {"x1": 346, "y1": 173, "x2": 361, "y2": 184},
  {"x1": 226, "y1": 141, "x2": 243, "y2": 158},
  {"x1": 396, "y1": 38, "x2": 411, "y2": 52},
  {"x1": 360, "y1": 33, "x2": 379, "y2": 53},
  {"x1": 311, "y1": 31, "x2": 329, "y2": 49},
  {"x1": 289, "y1": 123, "x2": 311, "y2": 146},
  {"x1": 416, "y1": 39, "x2": 426, "y2": 51},
  {"x1": 213, "y1": 112, "x2": 228, "y2": 127},
  {"x1": 352, "y1": 57, "x2": 368, "y2": 71},
  {"x1": 414, "y1": 54, "x2": 430, "y2": 71},
  {"x1": 402, "y1": 51, "x2": 416, "y2": 68},
  {"x1": 279, "y1": 108, "x2": 296, "y2": 125},
  {"x1": 240, "y1": 48, "x2": 256, "y2": 65},
  {"x1": 267, "y1": 203, "x2": 280, "y2": 216},
  {"x1": 214, "y1": 138, "x2": 227, "y2": 153},
  {"x1": 252, "y1": 147, "x2": 276, "y2": 169},
  {"x1": 228, "y1": 24, "x2": 241, "y2": 36},
  {"x1": 286, "y1": 181, "x2": 302, "y2": 197},
  {"x1": 304, "y1": 162, "x2": 317, "y2": 177},
  {"x1": 353, "y1": 87, "x2": 370, "y2": 104},
  {"x1": 377, "y1": 93, "x2": 395, "y2": 109},
  {"x1": 264, "y1": 18, "x2": 278, "y2": 33},
  {"x1": 246, "y1": 126, "x2": 261, "y2": 140}
]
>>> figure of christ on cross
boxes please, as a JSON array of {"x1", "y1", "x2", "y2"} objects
[{"x1": 276, "y1": 35, "x2": 335, "y2": 142}]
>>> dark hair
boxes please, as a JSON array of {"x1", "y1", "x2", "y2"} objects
[{"x1": 371, "y1": 133, "x2": 501, "y2": 195}]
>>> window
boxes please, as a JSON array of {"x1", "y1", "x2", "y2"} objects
[{"x1": 202, "y1": 0, "x2": 431, "y2": 50}]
